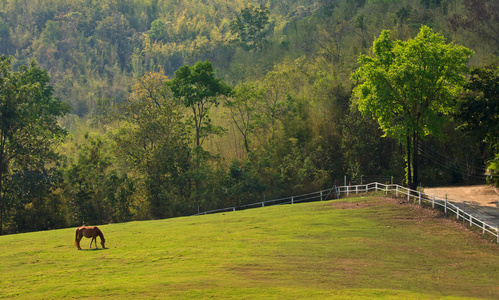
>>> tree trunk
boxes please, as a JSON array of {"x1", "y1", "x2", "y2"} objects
[
  {"x1": 243, "y1": 136, "x2": 250, "y2": 155},
  {"x1": 0, "y1": 148, "x2": 4, "y2": 236},
  {"x1": 412, "y1": 132, "x2": 419, "y2": 191},
  {"x1": 0, "y1": 190, "x2": 3, "y2": 236},
  {"x1": 406, "y1": 134, "x2": 412, "y2": 187}
]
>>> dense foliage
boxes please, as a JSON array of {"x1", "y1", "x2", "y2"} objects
[
  {"x1": 351, "y1": 26, "x2": 473, "y2": 189},
  {"x1": 0, "y1": 0, "x2": 497, "y2": 234}
]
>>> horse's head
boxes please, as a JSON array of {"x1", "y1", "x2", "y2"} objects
[{"x1": 101, "y1": 238, "x2": 106, "y2": 249}]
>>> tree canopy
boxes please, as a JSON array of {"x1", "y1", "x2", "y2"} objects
[
  {"x1": 351, "y1": 26, "x2": 473, "y2": 187},
  {"x1": 169, "y1": 60, "x2": 232, "y2": 149},
  {"x1": 0, "y1": 55, "x2": 70, "y2": 234},
  {"x1": 230, "y1": 4, "x2": 271, "y2": 51},
  {"x1": 456, "y1": 66, "x2": 499, "y2": 186}
]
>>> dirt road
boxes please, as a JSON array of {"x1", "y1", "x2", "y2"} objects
[
  {"x1": 424, "y1": 185, "x2": 499, "y2": 207},
  {"x1": 424, "y1": 185, "x2": 499, "y2": 228}
]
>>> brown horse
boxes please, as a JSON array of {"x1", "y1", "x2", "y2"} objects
[{"x1": 74, "y1": 226, "x2": 106, "y2": 250}]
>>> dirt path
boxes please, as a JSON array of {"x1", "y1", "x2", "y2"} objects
[
  {"x1": 424, "y1": 185, "x2": 499, "y2": 207},
  {"x1": 424, "y1": 185, "x2": 499, "y2": 228}
]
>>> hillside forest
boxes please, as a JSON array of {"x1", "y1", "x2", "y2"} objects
[{"x1": 0, "y1": 0, "x2": 497, "y2": 235}]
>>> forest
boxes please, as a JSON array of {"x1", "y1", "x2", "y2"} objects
[{"x1": 0, "y1": 0, "x2": 497, "y2": 234}]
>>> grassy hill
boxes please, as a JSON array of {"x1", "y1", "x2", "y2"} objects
[{"x1": 1, "y1": 197, "x2": 498, "y2": 299}]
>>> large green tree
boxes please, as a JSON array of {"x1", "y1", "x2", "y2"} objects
[
  {"x1": 0, "y1": 55, "x2": 70, "y2": 235},
  {"x1": 351, "y1": 26, "x2": 473, "y2": 188},
  {"x1": 168, "y1": 60, "x2": 232, "y2": 149}
]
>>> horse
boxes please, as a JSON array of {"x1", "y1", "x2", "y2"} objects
[{"x1": 74, "y1": 225, "x2": 106, "y2": 250}]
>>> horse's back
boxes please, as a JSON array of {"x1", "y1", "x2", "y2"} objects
[{"x1": 77, "y1": 226, "x2": 100, "y2": 237}]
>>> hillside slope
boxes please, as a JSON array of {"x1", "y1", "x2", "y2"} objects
[{"x1": 1, "y1": 197, "x2": 498, "y2": 299}]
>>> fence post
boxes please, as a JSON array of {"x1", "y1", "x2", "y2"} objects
[
  {"x1": 347, "y1": 186, "x2": 349, "y2": 197},
  {"x1": 470, "y1": 215, "x2": 472, "y2": 226},
  {"x1": 291, "y1": 197, "x2": 294, "y2": 204},
  {"x1": 262, "y1": 202, "x2": 265, "y2": 207},
  {"x1": 320, "y1": 191, "x2": 323, "y2": 201},
  {"x1": 432, "y1": 197, "x2": 435, "y2": 208},
  {"x1": 445, "y1": 199, "x2": 447, "y2": 216},
  {"x1": 233, "y1": 207, "x2": 236, "y2": 212},
  {"x1": 356, "y1": 185, "x2": 358, "y2": 195},
  {"x1": 396, "y1": 185, "x2": 399, "y2": 197},
  {"x1": 457, "y1": 207, "x2": 460, "y2": 220},
  {"x1": 483, "y1": 222, "x2": 486, "y2": 235},
  {"x1": 419, "y1": 191, "x2": 421, "y2": 205}
]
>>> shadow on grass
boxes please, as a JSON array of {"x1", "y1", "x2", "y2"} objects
[{"x1": 77, "y1": 247, "x2": 109, "y2": 251}]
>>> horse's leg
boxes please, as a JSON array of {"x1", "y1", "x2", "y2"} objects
[
  {"x1": 90, "y1": 236, "x2": 95, "y2": 248},
  {"x1": 76, "y1": 234, "x2": 83, "y2": 250}
]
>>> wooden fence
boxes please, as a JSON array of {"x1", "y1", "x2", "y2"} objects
[{"x1": 194, "y1": 182, "x2": 499, "y2": 244}]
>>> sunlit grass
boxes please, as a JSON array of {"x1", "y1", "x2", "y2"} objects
[{"x1": 1, "y1": 197, "x2": 498, "y2": 299}]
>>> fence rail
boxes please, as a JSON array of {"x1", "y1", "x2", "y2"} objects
[
  {"x1": 339, "y1": 182, "x2": 499, "y2": 243},
  {"x1": 194, "y1": 182, "x2": 499, "y2": 244},
  {"x1": 194, "y1": 187, "x2": 337, "y2": 216}
]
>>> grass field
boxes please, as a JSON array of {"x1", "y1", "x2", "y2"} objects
[{"x1": 1, "y1": 197, "x2": 499, "y2": 299}]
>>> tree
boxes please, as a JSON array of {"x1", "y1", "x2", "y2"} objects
[
  {"x1": 65, "y1": 134, "x2": 113, "y2": 225},
  {"x1": 229, "y1": 4, "x2": 271, "y2": 51},
  {"x1": 457, "y1": 66, "x2": 499, "y2": 150},
  {"x1": 351, "y1": 26, "x2": 473, "y2": 188},
  {"x1": 113, "y1": 72, "x2": 191, "y2": 219},
  {"x1": 225, "y1": 83, "x2": 264, "y2": 155},
  {"x1": 149, "y1": 19, "x2": 167, "y2": 42},
  {"x1": 456, "y1": 66, "x2": 499, "y2": 186},
  {"x1": 0, "y1": 55, "x2": 70, "y2": 235},
  {"x1": 6, "y1": 165, "x2": 65, "y2": 233},
  {"x1": 168, "y1": 60, "x2": 232, "y2": 149},
  {"x1": 421, "y1": 0, "x2": 441, "y2": 9},
  {"x1": 260, "y1": 68, "x2": 293, "y2": 143}
]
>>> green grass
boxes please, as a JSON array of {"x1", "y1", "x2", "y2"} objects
[{"x1": 1, "y1": 197, "x2": 499, "y2": 299}]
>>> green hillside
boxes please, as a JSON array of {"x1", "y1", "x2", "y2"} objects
[{"x1": 1, "y1": 197, "x2": 498, "y2": 299}]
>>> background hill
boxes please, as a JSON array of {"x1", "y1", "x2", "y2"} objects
[
  {"x1": 1, "y1": 197, "x2": 499, "y2": 299},
  {"x1": 0, "y1": 0, "x2": 497, "y2": 234},
  {"x1": 2, "y1": 0, "x2": 496, "y2": 117}
]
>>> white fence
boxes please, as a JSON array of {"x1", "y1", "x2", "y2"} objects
[
  {"x1": 339, "y1": 182, "x2": 499, "y2": 243},
  {"x1": 195, "y1": 182, "x2": 499, "y2": 244},
  {"x1": 194, "y1": 186, "x2": 338, "y2": 216}
]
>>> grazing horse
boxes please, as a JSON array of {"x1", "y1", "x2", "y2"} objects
[{"x1": 74, "y1": 226, "x2": 106, "y2": 250}]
